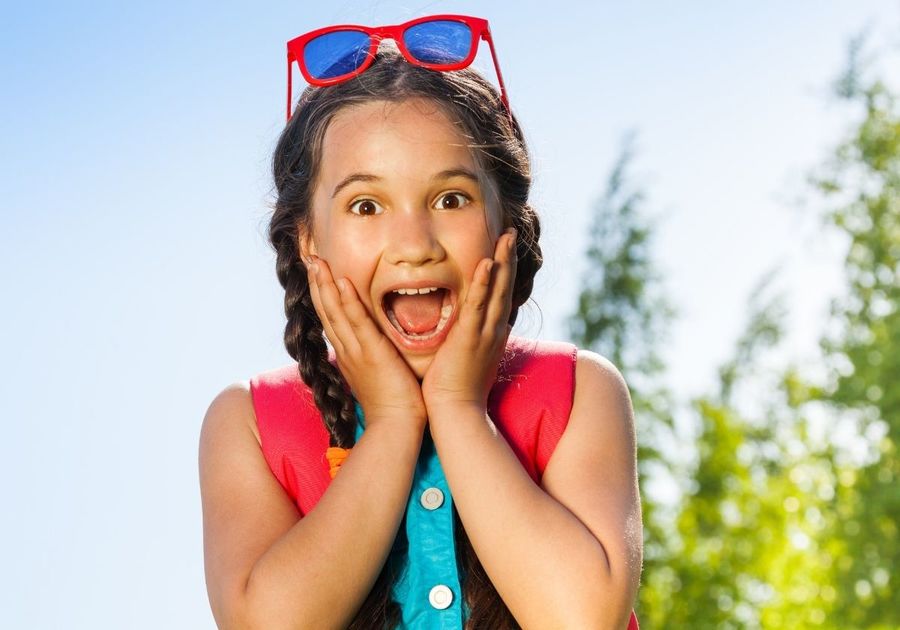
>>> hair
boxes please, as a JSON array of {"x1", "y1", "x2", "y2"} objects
[{"x1": 268, "y1": 44, "x2": 542, "y2": 629}]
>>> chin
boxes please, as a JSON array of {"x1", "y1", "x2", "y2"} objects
[{"x1": 402, "y1": 352, "x2": 434, "y2": 381}]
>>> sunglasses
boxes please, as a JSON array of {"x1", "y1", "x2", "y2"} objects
[{"x1": 286, "y1": 14, "x2": 510, "y2": 122}]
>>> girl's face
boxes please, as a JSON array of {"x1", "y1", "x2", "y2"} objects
[{"x1": 301, "y1": 97, "x2": 504, "y2": 379}]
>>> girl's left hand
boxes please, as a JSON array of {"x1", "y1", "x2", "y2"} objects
[{"x1": 421, "y1": 228, "x2": 517, "y2": 414}]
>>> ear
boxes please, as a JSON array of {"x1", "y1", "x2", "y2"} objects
[{"x1": 298, "y1": 223, "x2": 318, "y2": 263}]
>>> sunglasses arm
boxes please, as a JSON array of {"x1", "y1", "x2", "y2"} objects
[
  {"x1": 286, "y1": 53, "x2": 293, "y2": 122},
  {"x1": 482, "y1": 30, "x2": 512, "y2": 121}
]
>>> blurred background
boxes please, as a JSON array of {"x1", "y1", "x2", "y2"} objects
[{"x1": 2, "y1": 1, "x2": 898, "y2": 627}]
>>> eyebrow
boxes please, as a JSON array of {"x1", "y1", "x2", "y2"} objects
[
  {"x1": 330, "y1": 167, "x2": 480, "y2": 199},
  {"x1": 331, "y1": 173, "x2": 380, "y2": 199},
  {"x1": 432, "y1": 167, "x2": 480, "y2": 185}
]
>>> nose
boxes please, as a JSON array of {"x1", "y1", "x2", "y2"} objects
[{"x1": 384, "y1": 209, "x2": 446, "y2": 267}]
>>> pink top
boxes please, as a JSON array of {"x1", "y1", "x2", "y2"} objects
[
  {"x1": 249, "y1": 335, "x2": 578, "y2": 515},
  {"x1": 247, "y1": 335, "x2": 640, "y2": 629}
]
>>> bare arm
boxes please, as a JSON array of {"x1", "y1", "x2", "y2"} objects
[
  {"x1": 418, "y1": 226, "x2": 641, "y2": 627},
  {"x1": 199, "y1": 383, "x2": 424, "y2": 629},
  {"x1": 428, "y1": 352, "x2": 642, "y2": 628}
]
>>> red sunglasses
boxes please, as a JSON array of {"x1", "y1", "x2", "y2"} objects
[{"x1": 286, "y1": 14, "x2": 511, "y2": 122}]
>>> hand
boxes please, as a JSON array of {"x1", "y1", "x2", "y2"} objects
[
  {"x1": 306, "y1": 256, "x2": 427, "y2": 432},
  {"x1": 421, "y1": 228, "x2": 517, "y2": 414}
]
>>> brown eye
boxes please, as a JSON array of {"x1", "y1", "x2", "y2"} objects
[
  {"x1": 436, "y1": 193, "x2": 469, "y2": 210},
  {"x1": 349, "y1": 199, "x2": 383, "y2": 216}
]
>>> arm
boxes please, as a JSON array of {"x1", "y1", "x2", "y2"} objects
[
  {"x1": 428, "y1": 351, "x2": 642, "y2": 628},
  {"x1": 199, "y1": 383, "x2": 424, "y2": 630},
  {"x1": 421, "y1": 228, "x2": 641, "y2": 628},
  {"x1": 199, "y1": 254, "x2": 431, "y2": 629}
]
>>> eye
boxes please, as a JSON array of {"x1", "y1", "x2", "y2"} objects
[
  {"x1": 349, "y1": 198, "x2": 384, "y2": 216},
  {"x1": 434, "y1": 192, "x2": 471, "y2": 210}
]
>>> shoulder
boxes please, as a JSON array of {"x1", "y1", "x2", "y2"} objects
[
  {"x1": 501, "y1": 337, "x2": 628, "y2": 405},
  {"x1": 201, "y1": 380, "x2": 261, "y2": 448},
  {"x1": 545, "y1": 348, "x2": 637, "y2": 476},
  {"x1": 199, "y1": 380, "x2": 303, "y2": 626},
  {"x1": 573, "y1": 350, "x2": 632, "y2": 416},
  {"x1": 570, "y1": 350, "x2": 636, "y2": 455}
]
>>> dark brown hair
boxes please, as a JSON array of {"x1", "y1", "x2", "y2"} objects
[{"x1": 269, "y1": 45, "x2": 541, "y2": 629}]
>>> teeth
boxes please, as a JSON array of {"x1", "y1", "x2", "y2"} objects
[{"x1": 393, "y1": 286, "x2": 439, "y2": 295}]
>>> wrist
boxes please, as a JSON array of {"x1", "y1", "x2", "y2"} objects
[
  {"x1": 425, "y1": 399, "x2": 488, "y2": 424},
  {"x1": 362, "y1": 410, "x2": 428, "y2": 435}
]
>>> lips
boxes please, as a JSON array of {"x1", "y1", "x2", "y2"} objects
[{"x1": 378, "y1": 282, "x2": 458, "y2": 351}]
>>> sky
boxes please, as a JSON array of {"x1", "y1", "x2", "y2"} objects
[{"x1": 2, "y1": 1, "x2": 899, "y2": 627}]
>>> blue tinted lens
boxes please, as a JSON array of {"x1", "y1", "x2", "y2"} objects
[
  {"x1": 304, "y1": 30, "x2": 371, "y2": 80},
  {"x1": 403, "y1": 20, "x2": 472, "y2": 64}
]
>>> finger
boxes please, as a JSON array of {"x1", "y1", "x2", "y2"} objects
[
  {"x1": 308, "y1": 257, "x2": 360, "y2": 355},
  {"x1": 485, "y1": 228, "x2": 518, "y2": 333},
  {"x1": 457, "y1": 257, "x2": 494, "y2": 334},
  {"x1": 336, "y1": 276, "x2": 397, "y2": 356},
  {"x1": 306, "y1": 259, "x2": 343, "y2": 353}
]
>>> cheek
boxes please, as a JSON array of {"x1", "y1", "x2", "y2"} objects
[
  {"x1": 447, "y1": 222, "x2": 496, "y2": 269},
  {"x1": 317, "y1": 231, "x2": 380, "y2": 309}
]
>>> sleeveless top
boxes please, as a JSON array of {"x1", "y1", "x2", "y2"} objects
[{"x1": 248, "y1": 335, "x2": 640, "y2": 629}]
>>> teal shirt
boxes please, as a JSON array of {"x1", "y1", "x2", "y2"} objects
[{"x1": 354, "y1": 402, "x2": 469, "y2": 629}]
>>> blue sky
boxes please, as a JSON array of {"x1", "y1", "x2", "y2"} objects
[{"x1": 2, "y1": 1, "x2": 898, "y2": 627}]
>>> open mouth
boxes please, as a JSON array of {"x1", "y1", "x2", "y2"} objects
[{"x1": 382, "y1": 286, "x2": 454, "y2": 341}]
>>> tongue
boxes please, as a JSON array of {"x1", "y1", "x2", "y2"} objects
[{"x1": 391, "y1": 292, "x2": 443, "y2": 334}]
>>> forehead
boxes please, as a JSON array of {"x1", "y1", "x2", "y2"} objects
[{"x1": 316, "y1": 98, "x2": 480, "y2": 185}]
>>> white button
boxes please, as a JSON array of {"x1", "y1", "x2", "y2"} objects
[
  {"x1": 420, "y1": 487, "x2": 445, "y2": 510},
  {"x1": 429, "y1": 584, "x2": 453, "y2": 610}
]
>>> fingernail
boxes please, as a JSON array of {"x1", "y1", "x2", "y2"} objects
[
  {"x1": 508, "y1": 229, "x2": 517, "y2": 250},
  {"x1": 337, "y1": 278, "x2": 347, "y2": 294}
]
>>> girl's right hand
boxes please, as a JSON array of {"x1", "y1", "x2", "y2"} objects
[{"x1": 306, "y1": 256, "x2": 427, "y2": 432}]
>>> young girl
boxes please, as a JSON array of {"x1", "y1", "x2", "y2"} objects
[{"x1": 200, "y1": 15, "x2": 642, "y2": 629}]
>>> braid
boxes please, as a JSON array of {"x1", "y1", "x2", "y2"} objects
[
  {"x1": 509, "y1": 203, "x2": 542, "y2": 327},
  {"x1": 273, "y1": 227, "x2": 402, "y2": 625},
  {"x1": 273, "y1": 226, "x2": 358, "y2": 448}
]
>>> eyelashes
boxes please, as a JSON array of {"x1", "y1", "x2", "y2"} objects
[
  {"x1": 349, "y1": 199, "x2": 383, "y2": 216},
  {"x1": 435, "y1": 192, "x2": 470, "y2": 210},
  {"x1": 347, "y1": 192, "x2": 473, "y2": 216}
]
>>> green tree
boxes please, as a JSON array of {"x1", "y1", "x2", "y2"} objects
[
  {"x1": 654, "y1": 274, "x2": 836, "y2": 628},
  {"x1": 634, "y1": 32, "x2": 900, "y2": 626},
  {"x1": 569, "y1": 32, "x2": 900, "y2": 629},
  {"x1": 804, "y1": 32, "x2": 900, "y2": 627}
]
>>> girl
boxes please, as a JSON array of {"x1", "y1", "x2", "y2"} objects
[{"x1": 200, "y1": 14, "x2": 642, "y2": 629}]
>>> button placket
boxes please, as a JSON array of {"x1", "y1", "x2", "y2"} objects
[
  {"x1": 410, "y1": 429, "x2": 462, "y2": 626},
  {"x1": 353, "y1": 405, "x2": 464, "y2": 627}
]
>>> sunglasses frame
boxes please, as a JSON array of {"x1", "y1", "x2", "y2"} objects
[{"x1": 286, "y1": 14, "x2": 511, "y2": 122}]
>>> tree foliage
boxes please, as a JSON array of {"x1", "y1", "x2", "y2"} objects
[
  {"x1": 804, "y1": 32, "x2": 900, "y2": 627},
  {"x1": 568, "y1": 31, "x2": 899, "y2": 629}
]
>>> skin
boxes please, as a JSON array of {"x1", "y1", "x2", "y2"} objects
[
  {"x1": 199, "y1": 95, "x2": 641, "y2": 629},
  {"x1": 300, "y1": 97, "x2": 512, "y2": 426}
]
